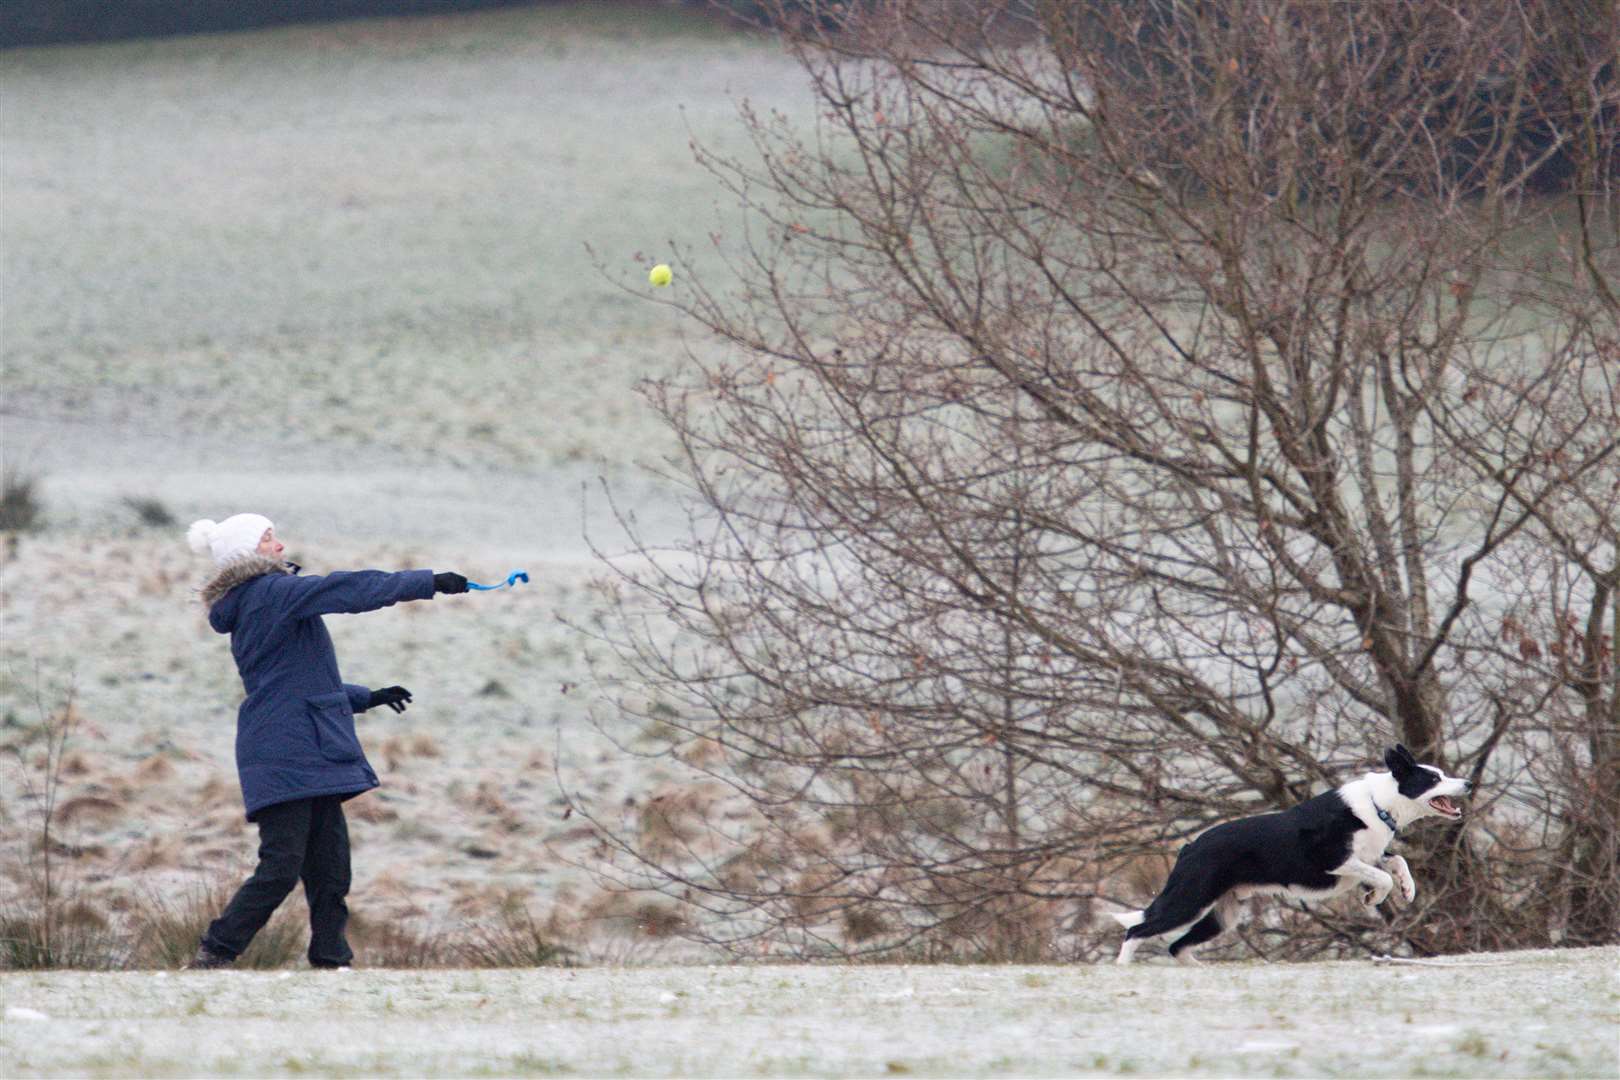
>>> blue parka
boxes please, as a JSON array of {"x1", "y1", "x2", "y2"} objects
[{"x1": 201, "y1": 556, "x2": 436, "y2": 820}]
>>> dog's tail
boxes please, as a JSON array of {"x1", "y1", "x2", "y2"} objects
[{"x1": 1111, "y1": 910, "x2": 1145, "y2": 930}]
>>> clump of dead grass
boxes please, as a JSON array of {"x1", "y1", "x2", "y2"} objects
[
  {"x1": 126, "y1": 880, "x2": 304, "y2": 969},
  {"x1": 0, "y1": 895, "x2": 124, "y2": 970},
  {"x1": 457, "y1": 897, "x2": 573, "y2": 967},
  {"x1": 348, "y1": 910, "x2": 451, "y2": 968}
]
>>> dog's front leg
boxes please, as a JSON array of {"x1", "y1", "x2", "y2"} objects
[
  {"x1": 1331, "y1": 858, "x2": 1396, "y2": 909},
  {"x1": 1380, "y1": 854, "x2": 1415, "y2": 903}
]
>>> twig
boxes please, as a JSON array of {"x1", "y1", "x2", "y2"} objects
[{"x1": 1371, "y1": 953, "x2": 1519, "y2": 967}]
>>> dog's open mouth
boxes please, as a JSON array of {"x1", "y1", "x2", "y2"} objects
[{"x1": 1430, "y1": 795, "x2": 1463, "y2": 819}]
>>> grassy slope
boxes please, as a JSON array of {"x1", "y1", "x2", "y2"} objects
[
  {"x1": 1, "y1": 2, "x2": 800, "y2": 486},
  {"x1": 2, "y1": 947, "x2": 1616, "y2": 1077},
  {"x1": 0, "y1": 3, "x2": 804, "y2": 951}
]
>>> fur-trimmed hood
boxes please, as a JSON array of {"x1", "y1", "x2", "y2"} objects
[{"x1": 199, "y1": 555, "x2": 295, "y2": 609}]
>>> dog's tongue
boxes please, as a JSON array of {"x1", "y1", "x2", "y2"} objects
[{"x1": 1432, "y1": 795, "x2": 1457, "y2": 814}]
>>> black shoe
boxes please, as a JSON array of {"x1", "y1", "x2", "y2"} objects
[{"x1": 185, "y1": 944, "x2": 235, "y2": 970}]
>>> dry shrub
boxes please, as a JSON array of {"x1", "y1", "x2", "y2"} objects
[
  {"x1": 0, "y1": 465, "x2": 43, "y2": 533},
  {"x1": 1114, "y1": 851, "x2": 1175, "y2": 907},
  {"x1": 458, "y1": 900, "x2": 572, "y2": 967},
  {"x1": 1, "y1": 682, "x2": 125, "y2": 970},
  {"x1": 204, "y1": 807, "x2": 248, "y2": 837},
  {"x1": 409, "y1": 734, "x2": 441, "y2": 758},
  {"x1": 787, "y1": 865, "x2": 846, "y2": 924},
  {"x1": 880, "y1": 854, "x2": 1088, "y2": 964},
  {"x1": 630, "y1": 901, "x2": 688, "y2": 939},
  {"x1": 551, "y1": 823, "x2": 597, "y2": 845},
  {"x1": 378, "y1": 736, "x2": 406, "y2": 771},
  {"x1": 676, "y1": 738, "x2": 725, "y2": 769},
  {"x1": 346, "y1": 792, "x2": 399, "y2": 824},
  {"x1": 470, "y1": 780, "x2": 511, "y2": 818},
  {"x1": 358, "y1": 869, "x2": 415, "y2": 905},
  {"x1": 128, "y1": 836, "x2": 182, "y2": 872},
  {"x1": 52, "y1": 795, "x2": 123, "y2": 829},
  {"x1": 581, "y1": 890, "x2": 689, "y2": 940},
  {"x1": 636, "y1": 783, "x2": 726, "y2": 861},
  {"x1": 0, "y1": 896, "x2": 123, "y2": 970},
  {"x1": 957, "y1": 895, "x2": 1067, "y2": 964},
  {"x1": 191, "y1": 844, "x2": 243, "y2": 866},
  {"x1": 445, "y1": 879, "x2": 508, "y2": 918},
  {"x1": 192, "y1": 775, "x2": 232, "y2": 807},
  {"x1": 842, "y1": 907, "x2": 889, "y2": 945},
  {"x1": 126, "y1": 880, "x2": 303, "y2": 969},
  {"x1": 233, "y1": 901, "x2": 306, "y2": 969},
  {"x1": 31, "y1": 700, "x2": 83, "y2": 739},
  {"x1": 133, "y1": 754, "x2": 174, "y2": 783},
  {"x1": 46, "y1": 838, "x2": 105, "y2": 861},
  {"x1": 715, "y1": 847, "x2": 767, "y2": 893},
  {"x1": 348, "y1": 911, "x2": 452, "y2": 968},
  {"x1": 126, "y1": 884, "x2": 222, "y2": 969}
]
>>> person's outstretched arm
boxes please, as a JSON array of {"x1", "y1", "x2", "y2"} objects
[{"x1": 263, "y1": 567, "x2": 463, "y2": 622}]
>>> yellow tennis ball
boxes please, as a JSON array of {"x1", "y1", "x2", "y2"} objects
[{"x1": 649, "y1": 263, "x2": 673, "y2": 287}]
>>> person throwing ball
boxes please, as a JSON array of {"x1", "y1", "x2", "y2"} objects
[{"x1": 184, "y1": 512, "x2": 469, "y2": 970}]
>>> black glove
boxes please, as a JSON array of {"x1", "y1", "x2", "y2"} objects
[
  {"x1": 367, "y1": 686, "x2": 413, "y2": 714},
  {"x1": 433, "y1": 572, "x2": 468, "y2": 595}
]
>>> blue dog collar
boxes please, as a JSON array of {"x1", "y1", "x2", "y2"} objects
[{"x1": 1372, "y1": 800, "x2": 1400, "y2": 837}]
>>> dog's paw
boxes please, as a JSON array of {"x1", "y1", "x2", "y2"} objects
[
  {"x1": 1362, "y1": 870, "x2": 1395, "y2": 910},
  {"x1": 1389, "y1": 857, "x2": 1416, "y2": 903}
]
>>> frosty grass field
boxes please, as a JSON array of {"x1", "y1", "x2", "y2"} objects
[
  {"x1": 1, "y1": 947, "x2": 1615, "y2": 1077},
  {"x1": 0, "y1": 948, "x2": 1612, "y2": 1078},
  {"x1": 2, "y1": 6, "x2": 1618, "y2": 1079}
]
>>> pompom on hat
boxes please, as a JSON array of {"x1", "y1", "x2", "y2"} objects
[{"x1": 187, "y1": 514, "x2": 274, "y2": 567}]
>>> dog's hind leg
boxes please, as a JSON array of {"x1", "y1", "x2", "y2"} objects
[
  {"x1": 1168, "y1": 889, "x2": 1250, "y2": 965},
  {"x1": 1167, "y1": 910, "x2": 1223, "y2": 965},
  {"x1": 1118, "y1": 905, "x2": 1213, "y2": 965},
  {"x1": 1117, "y1": 889, "x2": 1220, "y2": 965},
  {"x1": 1116, "y1": 858, "x2": 1229, "y2": 965}
]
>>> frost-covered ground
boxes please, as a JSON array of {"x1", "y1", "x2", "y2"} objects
[
  {"x1": 1, "y1": 2, "x2": 800, "y2": 505},
  {"x1": 1, "y1": 3, "x2": 808, "y2": 950},
  {"x1": 3, "y1": 947, "x2": 1616, "y2": 1077}
]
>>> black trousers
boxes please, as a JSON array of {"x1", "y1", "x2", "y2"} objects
[{"x1": 203, "y1": 794, "x2": 354, "y2": 967}]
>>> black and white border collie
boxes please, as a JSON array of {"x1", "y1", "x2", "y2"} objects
[{"x1": 1114, "y1": 744, "x2": 1471, "y2": 964}]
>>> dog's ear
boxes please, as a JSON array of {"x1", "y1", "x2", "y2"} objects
[{"x1": 1384, "y1": 745, "x2": 1415, "y2": 777}]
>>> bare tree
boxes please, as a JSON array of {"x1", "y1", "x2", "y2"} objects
[{"x1": 576, "y1": 0, "x2": 1618, "y2": 959}]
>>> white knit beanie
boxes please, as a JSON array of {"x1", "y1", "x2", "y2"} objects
[{"x1": 186, "y1": 514, "x2": 275, "y2": 567}]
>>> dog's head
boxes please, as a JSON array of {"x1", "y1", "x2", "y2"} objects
[{"x1": 1384, "y1": 744, "x2": 1470, "y2": 822}]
